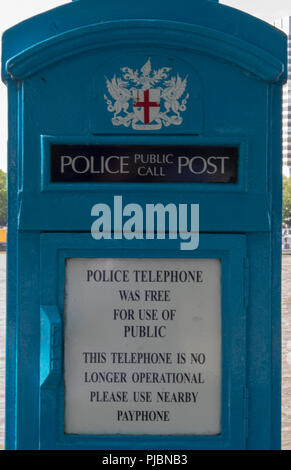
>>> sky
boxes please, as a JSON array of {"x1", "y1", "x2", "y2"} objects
[
  {"x1": 1, "y1": 0, "x2": 291, "y2": 172},
  {"x1": 222, "y1": 0, "x2": 291, "y2": 22}
]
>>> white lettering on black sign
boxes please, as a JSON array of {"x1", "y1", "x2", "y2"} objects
[{"x1": 51, "y1": 144, "x2": 238, "y2": 183}]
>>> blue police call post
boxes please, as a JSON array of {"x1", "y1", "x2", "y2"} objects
[{"x1": 2, "y1": 0, "x2": 287, "y2": 450}]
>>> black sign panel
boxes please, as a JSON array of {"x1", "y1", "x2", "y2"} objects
[{"x1": 50, "y1": 144, "x2": 239, "y2": 183}]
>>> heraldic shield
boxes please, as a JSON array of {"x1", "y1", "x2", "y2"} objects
[
  {"x1": 133, "y1": 89, "x2": 161, "y2": 127},
  {"x1": 104, "y1": 58, "x2": 189, "y2": 131}
]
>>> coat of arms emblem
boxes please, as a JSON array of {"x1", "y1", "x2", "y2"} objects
[{"x1": 104, "y1": 58, "x2": 189, "y2": 130}]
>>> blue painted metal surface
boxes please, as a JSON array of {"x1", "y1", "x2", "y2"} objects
[
  {"x1": 2, "y1": 0, "x2": 287, "y2": 450},
  {"x1": 39, "y1": 234, "x2": 246, "y2": 450}
]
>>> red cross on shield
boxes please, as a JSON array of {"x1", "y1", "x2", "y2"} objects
[{"x1": 133, "y1": 89, "x2": 161, "y2": 124}]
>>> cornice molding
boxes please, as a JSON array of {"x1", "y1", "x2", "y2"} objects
[{"x1": 5, "y1": 20, "x2": 285, "y2": 83}]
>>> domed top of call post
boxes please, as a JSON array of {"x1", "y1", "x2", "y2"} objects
[{"x1": 1, "y1": 0, "x2": 286, "y2": 83}]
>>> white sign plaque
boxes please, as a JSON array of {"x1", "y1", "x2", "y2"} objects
[{"x1": 64, "y1": 258, "x2": 221, "y2": 435}]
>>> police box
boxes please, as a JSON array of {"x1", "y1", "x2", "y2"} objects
[{"x1": 2, "y1": 0, "x2": 287, "y2": 450}]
